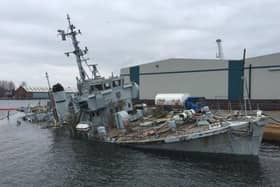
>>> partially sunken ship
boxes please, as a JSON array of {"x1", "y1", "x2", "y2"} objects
[{"x1": 53, "y1": 15, "x2": 268, "y2": 156}]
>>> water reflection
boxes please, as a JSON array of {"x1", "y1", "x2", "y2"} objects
[
  {"x1": 48, "y1": 126, "x2": 271, "y2": 186},
  {"x1": 0, "y1": 109, "x2": 279, "y2": 187}
]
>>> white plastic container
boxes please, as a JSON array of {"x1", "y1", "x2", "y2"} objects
[
  {"x1": 76, "y1": 123, "x2": 90, "y2": 132},
  {"x1": 97, "y1": 126, "x2": 106, "y2": 136},
  {"x1": 155, "y1": 93, "x2": 190, "y2": 106}
]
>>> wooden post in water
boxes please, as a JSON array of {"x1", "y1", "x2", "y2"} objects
[{"x1": 242, "y1": 48, "x2": 247, "y2": 116}]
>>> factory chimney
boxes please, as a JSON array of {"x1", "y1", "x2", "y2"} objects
[{"x1": 216, "y1": 39, "x2": 224, "y2": 59}]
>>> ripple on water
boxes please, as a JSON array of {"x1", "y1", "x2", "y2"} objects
[{"x1": 0, "y1": 109, "x2": 280, "y2": 186}]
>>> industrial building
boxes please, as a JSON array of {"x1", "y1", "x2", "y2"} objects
[
  {"x1": 15, "y1": 86, "x2": 77, "y2": 99},
  {"x1": 120, "y1": 53, "x2": 280, "y2": 110},
  {"x1": 15, "y1": 86, "x2": 49, "y2": 99}
]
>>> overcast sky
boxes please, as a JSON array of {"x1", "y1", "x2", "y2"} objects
[{"x1": 1, "y1": 0, "x2": 280, "y2": 87}]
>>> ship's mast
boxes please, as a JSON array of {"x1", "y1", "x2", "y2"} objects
[
  {"x1": 58, "y1": 14, "x2": 88, "y2": 82},
  {"x1": 45, "y1": 72, "x2": 51, "y2": 91}
]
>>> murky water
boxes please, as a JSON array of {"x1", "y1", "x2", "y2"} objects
[{"x1": 0, "y1": 100, "x2": 280, "y2": 186}]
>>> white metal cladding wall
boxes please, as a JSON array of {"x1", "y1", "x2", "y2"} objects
[
  {"x1": 139, "y1": 58, "x2": 228, "y2": 73},
  {"x1": 246, "y1": 68, "x2": 280, "y2": 99},
  {"x1": 120, "y1": 53, "x2": 280, "y2": 100},
  {"x1": 244, "y1": 53, "x2": 280, "y2": 99},
  {"x1": 140, "y1": 71, "x2": 228, "y2": 100},
  {"x1": 139, "y1": 59, "x2": 228, "y2": 100}
]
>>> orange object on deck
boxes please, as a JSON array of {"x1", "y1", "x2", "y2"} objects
[{"x1": 263, "y1": 123, "x2": 280, "y2": 142}]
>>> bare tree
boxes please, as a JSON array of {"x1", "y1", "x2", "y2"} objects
[
  {"x1": 20, "y1": 81, "x2": 27, "y2": 87},
  {"x1": 0, "y1": 80, "x2": 16, "y2": 97}
]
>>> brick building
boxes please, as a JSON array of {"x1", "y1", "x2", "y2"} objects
[{"x1": 15, "y1": 86, "x2": 49, "y2": 99}]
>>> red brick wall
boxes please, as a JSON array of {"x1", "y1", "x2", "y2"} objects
[{"x1": 14, "y1": 86, "x2": 32, "y2": 99}]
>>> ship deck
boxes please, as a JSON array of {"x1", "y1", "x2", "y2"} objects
[{"x1": 107, "y1": 113, "x2": 228, "y2": 143}]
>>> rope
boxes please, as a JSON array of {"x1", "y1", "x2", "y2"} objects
[{"x1": 268, "y1": 117, "x2": 280, "y2": 125}]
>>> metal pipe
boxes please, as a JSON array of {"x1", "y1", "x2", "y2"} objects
[
  {"x1": 242, "y1": 48, "x2": 247, "y2": 115},
  {"x1": 216, "y1": 39, "x2": 224, "y2": 59},
  {"x1": 249, "y1": 64, "x2": 252, "y2": 99}
]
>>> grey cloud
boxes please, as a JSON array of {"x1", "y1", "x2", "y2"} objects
[{"x1": 0, "y1": 0, "x2": 280, "y2": 87}]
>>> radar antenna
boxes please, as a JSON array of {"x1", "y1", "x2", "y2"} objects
[
  {"x1": 45, "y1": 72, "x2": 51, "y2": 91},
  {"x1": 57, "y1": 14, "x2": 90, "y2": 82},
  {"x1": 88, "y1": 64, "x2": 101, "y2": 79},
  {"x1": 81, "y1": 57, "x2": 101, "y2": 79}
]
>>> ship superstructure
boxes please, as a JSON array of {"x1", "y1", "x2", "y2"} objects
[{"x1": 58, "y1": 15, "x2": 139, "y2": 136}]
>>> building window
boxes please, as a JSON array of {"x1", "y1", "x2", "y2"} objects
[
  {"x1": 113, "y1": 80, "x2": 121, "y2": 87},
  {"x1": 104, "y1": 82, "x2": 111, "y2": 89},
  {"x1": 90, "y1": 85, "x2": 94, "y2": 94},
  {"x1": 94, "y1": 84, "x2": 103, "y2": 91}
]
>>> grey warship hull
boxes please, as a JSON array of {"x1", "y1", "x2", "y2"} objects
[
  {"x1": 117, "y1": 120, "x2": 265, "y2": 156},
  {"x1": 56, "y1": 15, "x2": 268, "y2": 157}
]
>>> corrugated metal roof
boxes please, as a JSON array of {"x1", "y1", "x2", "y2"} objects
[
  {"x1": 23, "y1": 86, "x2": 49, "y2": 93},
  {"x1": 22, "y1": 86, "x2": 77, "y2": 93}
]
